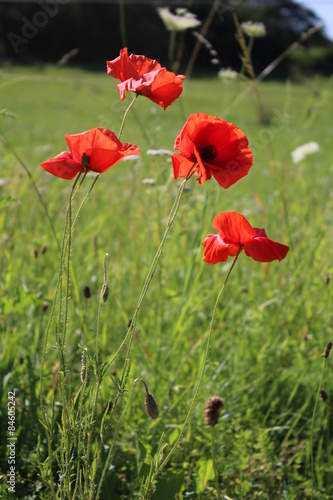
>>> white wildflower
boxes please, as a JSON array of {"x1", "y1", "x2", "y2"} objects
[
  {"x1": 146, "y1": 149, "x2": 173, "y2": 156},
  {"x1": 157, "y1": 7, "x2": 201, "y2": 32},
  {"x1": 241, "y1": 21, "x2": 267, "y2": 38},
  {"x1": 218, "y1": 67, "x2": 238, "y2": 83},
  {"x1": 141, "y1": 178, "x2": 156, "y2": 185},
  {"x1": 291, "y1": 142, "x2": 320, "y2": 164}
]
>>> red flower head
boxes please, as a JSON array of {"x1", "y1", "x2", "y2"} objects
[
  {"x1": 106, "y1": 47, "x2": 185, "y2": 110},
  {"x1": 202, "y1": 212, "x2": 289, "y2": 264},
  {"x1": 40, "y1": 127, "x2": 140, "y2": 180},
  {"x1": 172, "y1": 113, "x2": 253, "y2": 188}
]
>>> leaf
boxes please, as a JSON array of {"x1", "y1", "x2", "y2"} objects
[
  {"x1": 153, "y1": 469, "x2": 185, "y2": 499},
  {"x1": 195, "y1": 458, "x2": 214, "y2": 494}
]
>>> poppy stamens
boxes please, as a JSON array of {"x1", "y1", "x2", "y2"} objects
[{"x1": 201, "y1": 144, "x2": 218, "y2": 162}]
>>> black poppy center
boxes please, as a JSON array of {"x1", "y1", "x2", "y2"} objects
[{"x1": 201, "y1": 144, "x2": 218, "y2": 162}]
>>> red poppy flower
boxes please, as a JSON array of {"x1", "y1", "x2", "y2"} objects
[
  {"x1": 172, "y1": 113, "x2": 253, "y2": 188},
  {"x1": 40, "y1": 128, "x2": 140, "y2": 180},
  {"x1": 106, "y1": 47, "x2": 185, "y2": 109},
  {"x1": 202, "y1": 212, "x2": 289, "y2": 263}
]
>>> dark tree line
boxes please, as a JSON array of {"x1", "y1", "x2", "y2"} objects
[{"x1": 1, "y1": 1, "x2": 332, "y2": 78}]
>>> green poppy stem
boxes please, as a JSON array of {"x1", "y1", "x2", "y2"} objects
[
  {"x1": 154, "y1": 246, "x2": 242, "y2": 477},
  {"x1": 118, "y1": 94, "x2": 138, "y2": 139}
]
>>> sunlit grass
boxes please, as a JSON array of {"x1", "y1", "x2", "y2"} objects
[{"x1": 1, "y1": 64, "x2": 333, "y2": 498}]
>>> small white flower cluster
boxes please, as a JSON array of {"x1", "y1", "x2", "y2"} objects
[
  {"x1": 241, "y1": 21, "x2": 267, "y2": 38},
  {"x1": 218, "y1": 67, "x2": 238, "y2": 83},
  {"x1": 157, "y1": 7, "x2": 201, "y2": 32},
  {"x1": 291, "y1": 141, "x2": 320, "y2": 164}
]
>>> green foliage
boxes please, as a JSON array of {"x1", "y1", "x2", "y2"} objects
[{"x1": 0, "y1": 65, "x2": 333, "y2": 498}]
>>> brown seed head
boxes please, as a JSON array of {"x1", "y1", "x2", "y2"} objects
[
  {"x1": 320, "y1": 388, "x2": 328, "y2": 402},
  {"x1": 322, "y1": 342, "x2": 333, "y2": 359},
  {"x1": 204, "y1": 395, "x2": 224, "y2": 426},
  {"x1": 83, "y1": 286, "x2": 91, "y2": 299}
]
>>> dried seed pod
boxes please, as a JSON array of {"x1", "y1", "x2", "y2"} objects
[
  {"x1": 204, "y1": 395, "x2": 224, "y2": 426},
  {"x1": 322, "y1": 342, "x2": 333, "y2": 359},
  {"x1": 134, "y1": 378, "x2": 159, "y2": 420},
  {"x1": 320, "y1": 388, "x2": 328, "y2": 402}
]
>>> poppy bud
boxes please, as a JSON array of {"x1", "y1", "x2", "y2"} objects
[
  {"x1": 134, "y1": 378, "x2": 159, "y2": 420},
  {"x1": 204, "y1": 396, "x2": 224, "y2": 426},
  {"x1": 322, "y1": 342, "x2": 333, "y2": 359},
  {"x1": 320, "y1": 388, "x2": 328, "y2": 402}
]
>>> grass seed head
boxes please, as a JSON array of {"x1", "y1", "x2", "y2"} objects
[
  {"x1": 80, "y1": 350, "x2": 90, "y2": 386},
  {"x1": 322, "y1": 342, "x2": 333, "y2": 359},
  {"x1": 204, "y1": 395, "x2": 224, "y2": 426},
  {"x1": 320, "y1": 388, "x2": 328, "y2": 402}
]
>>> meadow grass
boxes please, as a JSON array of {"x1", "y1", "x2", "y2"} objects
[{"x1": 0, "y1": 64, "x2": 333, "y2": 498}]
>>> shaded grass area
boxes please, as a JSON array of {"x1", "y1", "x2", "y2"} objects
[{"x1": 1, "y1": 65, "x2": 333, "y2": 498}]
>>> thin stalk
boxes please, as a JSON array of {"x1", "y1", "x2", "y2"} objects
[
  {"x1": 72, "y1": 174, "x2": 100, "y2": 233},
  {"x1": 103, "y1": 165, "x2": 197, "y2": 375},
  {"x1": 118, "y1": 94, "x2": 138, "y2": 139},
  {"x1": 95, "y1": 382, "x2": 135, "y2": 500},
  {"x1": 154, "y1": 248, "x2": 241, "y2": 478},
  {"x1": 311, "y1": 360, "x2": 326, "y2": 499},
  {"x1": 39, "y1": 171, "x2": 83, "y2": 414},
  {"x1": 0, "y1": 132, "x2": 60, "y2": 251},
  {"x1": 211, "y1": 426, "x2": 221, "y2": 500}
]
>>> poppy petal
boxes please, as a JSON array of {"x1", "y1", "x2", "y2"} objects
[
  {"x1": 202, "y1": 234, "x2": 231, "y2": 264},
  {"x1": 107, "y1": 49, "x2": 184, "y2": 108},
  {"x1": 65, "y1": 128, "x2": 140, "y2": 173},
  {"x1": 244, "y1": 235, "x2": 290, "y2": 262},
  {"x1": 212, "y1": 212, "x2": 257, "y2": 245},
  {"x1": 116, "y1": 68, "x2": 184, "y2": 109},
  {"x1": 173, "y1": 113, "x2": 253, "y2": 188},
  {"x1": 203, "y1": 211, "x2": 289, "y2": 264},
  {"x1": 40, "y1": 151, "x2": 81, "y2": 180},
  {"x1": 106, "y1": 47, "x2": 161, "y2": 81}
]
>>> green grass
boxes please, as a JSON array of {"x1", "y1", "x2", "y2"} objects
[{"x1": 1, "y1": 64, "x2": 333, "y2": 498}]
